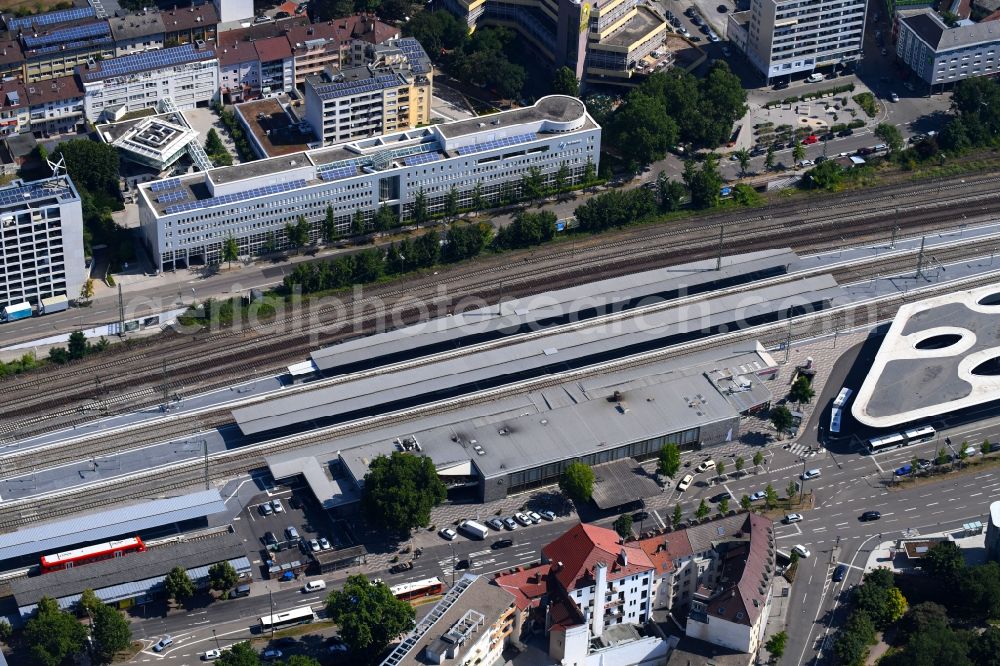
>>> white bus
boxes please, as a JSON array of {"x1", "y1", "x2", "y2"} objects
[
  {"x1": 258, "y1": 606, "x2": 315, "y2": 631},
  {"x1": 903, "y1": 425, "x2": 936, "y2": 444},
  {"x1": 833, "y1": 388, "x2": 853, "y2": 409},
  {"x1": 830, "y1": 388, "x2": 853, "y2": 434},
  {"x1": 830, "y1": 408, "x2": 843, "y2": 434},
  {"x1": 866, "y1": 432, "x2": 906, "y2": 454}
]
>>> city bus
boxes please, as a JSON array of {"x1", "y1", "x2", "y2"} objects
[
  {"x1": 830, "y1": 388, "x2": 853, "y2": 434},
  {"x1": 258, "y1": 606, "x2": 315, "y2": 632},
  {"x1": 389, "y1": 577, "x2": 445, "y2": 602},
  {"x1": 40, "y1": 536, "x2": 146, "y2": 574},
  {"x1": 866, "y1": 432, "x2": 907, "y2": 454},
  {"x1": 903, "y1": 425, "x2": 936, "y2": 444},
  {"x1": 832, "y1": 388, "x2": 853, "y2": 409}
]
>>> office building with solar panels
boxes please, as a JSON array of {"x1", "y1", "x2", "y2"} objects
[
  {"x1": 138, "y1": 95, "x2": 600, "y2": 271},
  {"x1": 79, "y1": 43, "x2": 219, "y2": 122},
  {"x1": 0, "y1": 175, "x2": 85, "y2": 313},
  {"x1": 304, "y1": 37, "x2": 431, "y2": 145}
]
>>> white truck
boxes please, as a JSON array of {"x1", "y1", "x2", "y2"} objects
[
  {"x1": 40, "y1": 294, "x2": 69, "y2": 315},
  {"x1": 459, "y1": 520, "x2": 489, "y2": 540}
]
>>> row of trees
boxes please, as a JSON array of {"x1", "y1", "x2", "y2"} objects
[
  {"x1": 601, "y1": 63, "x2": 748, "y2": 169},
  {"x1": 47, "y1": 330, "x2": 109, "y2": 365},
  {"x1": 211, "y1": 642, "x2": 321, "y2": 666},
  {"x1": 214, "y1": 104, "x2": 256, "y2": 163},
  {"x1": 834, "y1": 568, "x2": 908, "y2": 665},
  {"x1": 205, "y1": 129, "x2": 234, "y2": 168},
  {"x1": 22, "y1": 593, "x2": 131, "y2": 666}
]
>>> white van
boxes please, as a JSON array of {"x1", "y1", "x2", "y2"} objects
[
  {"x1": 806, "y1": 73, "x2": 824, "y2": 83},
  {"x1": 303, "y1": 580, "x2": 326, "y2": 592}
]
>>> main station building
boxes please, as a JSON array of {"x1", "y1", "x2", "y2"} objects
[{"x1": 137, "y1": 95, "x2": 600, "y2": 271}]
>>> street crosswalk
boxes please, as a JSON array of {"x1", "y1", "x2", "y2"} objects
[{"x1": 788, "y1": 443, "x2": 819, "y2": 457}]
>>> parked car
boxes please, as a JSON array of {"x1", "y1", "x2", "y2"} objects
[
  {"x1": 803, "y1": 134, "x2": 818, "y2": 145},
  {"x1": 815, "y1": 155, "x2": 828, "y2": 164},
  {"x1": 821, "y1": 132, "x2": 836, "y2": 141},
  {"x1": 262, "y1": 649, "x2": 283, "y2": 660},
  {"x1": 203, "y1": 649, "x2": 222, "y2": 660},
  {"x1": 309, "y1": 538, "x2": 321, "y2": 552},
  {"x1": 527, "y1": 511, "x2": 542, "y2": 524},
  {"x1": 486, "y1": 518, "x2": 505, "y2": 530},
  {"x1": 492, "y1": 538, "x2": 514, "y2": 549},
  {"x1": 890, "y1": 92, "x2": 899, "y2": 102},
  {"x1": 285, "y1": 526, "x2": 300, "y2": 541},
  {"x1": 806, "y1": 72, "x2": 824, "y2": 83},
  {"x1": 798, "y1": 159, "x2": 814, "y2": 167},
  {"x1": 503, "y1": 517, "x2": 518, "y2": 530},
  {"x1": 856, "y1": 147, "x2": 875, "y2": 156},
  {"x1": 153, "y1": 637, "x2": 173, "y2": 653},
  {"x1": 389, "y1": 562, "x2": 413, "y2": 574},
  {"x1": 894, "y1": 464, "x2": 912, "y2": 476},
  {"x1": 860, "y1": 511, "x2": 881, "y2": 521},
  {"x1": 540, "y1": 510, "x2": 556, "y2": 521},
  {"x1": 259, "y1": 502, "x2": 273, "y2": 516},
  {"x1": 696, "y1": 459, "x2": 716, "y2": 474},
  {"x1": 837, "y1": 128, "x2": 854, "y2": 137},
  {"x1": 677, "y1": 474, "x2": 694, "y2": 491},
  {"x1": 964, "y1": 446, "x2": 978, "y2": 457},
  {"x1": 792, "y1": 544, "x2": 811, "y2": 558},
  {"x1": 772, "y1": 79, "x2": 789, "y2": 90},
  {"x1": 439, "y1": 528, "x2": 458, "y2": 541},
  {"x1": 749, "y1": 490, "x2": 766, "y2": 502},
  {"x1": 514, "y1": 513, "x2": 533, "y2": 527},
  {"x1": 832, "y1": 564, "x2": 848, "y2": 582},
  {"x1": 633, "y1": 510, "x2": 650, "y2": 521},
  {"x1": 271, "y1": 499, "x2": 284, "y2": 513},
  {"x1": 917, "y1": 458, "x2": 933, "y2": 470},
  {"x1": 801, "y1": 468, "x2": 822, "y2": 480},
  {"x1": 710, "y1": 491, "x2": 734, "y2": 503},
  {"x1": 873, "y1": 143, "x2": 887, "y2": 151},
  {"x1": 454, "y1": 559, "x2": 470, "y2": 570},
  {"x1": 318, "y1": 537, "x2": 331, "y2": 550},
  {"x1": 783, "y1": 513, "x2": 803, "y2": 524},
  {"x1": 263, "y1": 531, "x2": 278, "y2": 546},
  {"x1": 327, "y1": 637, "x2": 348, "y2": 653}
]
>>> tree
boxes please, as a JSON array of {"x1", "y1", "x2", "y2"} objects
[
  {"x1": 896, "y1": 602, "x2": 949, "y2": 642},
  {"x1": 552, "y1": 66, "x2": 579, "y2": 96},
  {"x1": 688, "y1": 156, "x2": 723, "y2": 209},
  {"x1": 789, "y1": 376, "x2": 815, "y2": 404},
  {"x1": 716, "y1": 460, "x2": 726, "y2": 478},
  {"x1": 735, "y1": 148, "x2": 751, "y2": 177},
  {"x1": 560, "y1": 462, "x2": 595, "y2": 504},
  {"x1": 222, "y1": 234, "x2": 239, "y2": 268},
  {"x1": 209, "y1": 561, "x2": 238, "y2": 592},
  {"x1": 374, "y1": 203, "x2": 396, "y2": 232},
  {"x1": 554, "y1": 162, "x2": 571, "y2": 195},
  {"x1": 784, "y1": 479, "x2": 798, "y2": 501},
  {"x1": 361, "y1": 452, "x2": 447, "y2": 534},
  {"x1": 583, "y1": 157, "x2": 597, "y2": 184},
  {"x1": 753, "y1": 450, "x2": 765, "y2": 473},
  {"x1": 740, "y1": 494, "x2": 752, "y2": 511},
  {"x1": 285, "y1": 215, "x2": 310, "y2": 253},
  {"x1": 216, "y1": 641, "x2": 261, "y2": 666},
  {"x1": 887, "y1": 587, "x2": 909, "y2": 623},
  {"x1": 164, "y1": 566, "x2": 194, "y2": 603},
  {"x1": 764, "y1": 483, "x2": 778, "y2": 509},
  {"x1": 792, "y1": 140, "x2": 806, "y2": 163},
  {"x1": 719, "y1": 497, "x2": 729, "y2": 514},
  {"x1": 770, "y1": 405, "x2": 793, "y2": 438},
  {"x1": 657, "y1": 173, "x2": 687, "y2": 211},
  {"x1": 696, "y1": 499, "x2": 710, "y2": 519},
  {"x1": 444, "y1": 222, "x2": 492, "y2": 262},
  {"x1": 673, "y1": 504, "x2": 683, "y2": 526},
  {"x1": 959, "y1": 444, "x2": 970, "y2": 466},
  {"x1": 285, "y1": 657, "x2": 322, "y2": 666},
  {"x1": 68, "y1": 330, "x2": 87, "y2": 360},
  {"x1": 765, "y1": 144, "x2": 776, "y2": 171},
  {"x1": 23, "y1": 596, "x2": 88, "y2": 666},
  {"x1": 327, "y1": 574, "x2": 415, "y2": 658},
  {"x1": 48, "y1": 347, "x2": 70, "y2": 364},
  {"x1": 471, "y1": 182, "x2": 485, "y2": 211},
  {"x1": 614, "y1": 513, "x2": 633, "y2": 539},
  {"x1": 402, "y1": 10, "x2": 468, "y2": 55},
  {"x1": 613, "y1": 90, "x2": 679, "y2": 166},
  {"x1": 378, "y1": 0, "x2": 410, "y2": 22},
  {"x1": 937, "y1": 447, "x2": 950, "y2": 466},
  {"x1": 834, "y1": 610, "x2": 876, "y2": 666},
  {"x1": 924, "y1": 541, "x2": 965, "y2": 581},
  {"x1": 351, "y1": 209, "x2": 365, "y2": 236},
  {"x1": 875, "y1": 122, "x2": 905, "y2": 154},
  {"x1": 322, "y1": 205, "x2": 337, "y2": 243},
  {"x1": 520, "y1": 166, "x2": 546, "y2": 202},
  {"x1": 765, "y1": 630, "x2": 788, "y2": 658},
  {"x1": 77, "y1": 588, "x2": 102, "y2": 618},
  {"x1": 444, "y1": 185, "x2": 459, "y2": 220},
  {"x1": 806, "y1": 160, "x2": 844, "y2": 190},
  {"x1": 734, "y1": 456, "x2": 745, "y2": 476},
  {"x1": 658, "y1": 443, "x2": 681, "y2": 478},
  {"x1": 92, "y1": 602, "x2": 132, "y2": 663},
  {"x1": 79, "y1": 278, "x2": 95, "y2": 304},
  {"x1": 971, "y1": 626, "x2": 1000, "y2": 666},
  {"x1": 53, "y1": 140, "x2": 121, "y2": 200},
  {"x1": 412, "y1": 188, "x2": 428, "y2": 226}
]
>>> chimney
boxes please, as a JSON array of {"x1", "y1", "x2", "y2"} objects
[
  {"x1": 619, "y1": 547, "x2": 628, "y2": 567},
  {"x1": 592, "y1": 562, "x2": 608, "y2": 639}
]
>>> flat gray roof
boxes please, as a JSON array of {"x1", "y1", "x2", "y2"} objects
[
  {"x1": 602, "y1": 6, "x2": 664, "y2": 47},
  {"x1": 310, "y1": 248, "x2": 796, "y2": 373},
  {"x1": 436, "y1": 95, "x2": 587, "y2": 139},
  {"x1": 11, "y1": 531, "x2": 246, "y2": 607},
  {"x1": 0, "y1": 490, "x2": 226, "y2": 562},
  {"x1": 268, "y1": 342, "x2": 777, "y2": 491},
  {"x1": 852, "y1": 283, "x2": 1000, "y2": 428},
  {"x1": 590, "y1": 458, "x2": 663, "y2": 509},
  {"x1": 236, "y1": 274, "x2": 834, "y2": 436}
]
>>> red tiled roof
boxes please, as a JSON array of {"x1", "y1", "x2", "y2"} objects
[
  {"x1": 495, "y1": 563, "x2": 551, "y2": 611},
  {"x1": 254, "y1": 35, "x2": 292, "y2": 62},
  {"x1": 162, "y1": 3, "x2": 219, "y2": 32},
  {"x1": 278, "y1": 1, "x2": 299, "y2": 14},
  {"x1": 984, "y1": 8, "x2": 1000, "y2": 20},
  {"x1": 548, "y1": 595, "x2": 585, "y2": 631},
  {"x1": 636, "y1": 527, "x2": 694, "y2": 577},
  {"x1": 25, "y1": 75, "x2": 83, "y2": 106},
  {"x1": 218, "y1": 39, "x2": 258, "y2": 66},
  {"x1": 542, "y1": 523, "x2": 654, "y2": 592},
  {"x1": 0, "y1": 37, "x2": 24, "y2": 66},
  {"x1": 703, "y1": 514, "x2": 775, "y2": 627}
]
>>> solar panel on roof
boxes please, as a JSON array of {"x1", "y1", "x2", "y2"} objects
[
  {"x1": 6, "y1": 6, "x2": 95, "y2": 30},
  {"x1": 22, "y1": 21, "x2": 109, "y2": 49},
  {"x1": 164, "y1": 179, "x2": 308, "y2": 214},
  {"x1": 455, "y1": 133, "x2": 536, "y2": 156},
  {"x1": 403, "y1": 152, "x2": 440, "y2": 167},
  {"x1": 149, "y1": 178, "x2": 181, "y2": 193},
  {"x1": 318, "y1": 165, "x2": 358, "y2": 182},
  {"x1": 86, "y1": 44, "x2": 214, "y2": 82},
  {"x1": 33, "y1": 35, "x2": 112, "y2": 55},
  {"x1": 0, "y1": 180, "x2": 73, "y2": 207},
  {"x1": 315, "y1": 74, "x2": 401, "y2": 100},
  {"x1": 156, "y1": 190, "x2": 188, "y2": 204}
]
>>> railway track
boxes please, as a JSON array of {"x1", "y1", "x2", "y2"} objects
[
  {"x1": 2, "y1": 263, "x2": 998, "y2": 532},
  {"x1": 2, "y1": 174, "x2": 999, "y2": 435},
  {"x1": 3, "y1": 188, "x2": 1000, "y2": 439}
]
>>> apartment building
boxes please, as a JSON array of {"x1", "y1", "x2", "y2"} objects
[
  {"x1": 727, "y1": 0, "x2": 868, "y2": 81},
  {"x1": 896, "y1": 9, "x2": 1000, "y2": 86},
  {"x1": 108, "y1": 11, "x2": 166, "y2": 56},
  {"x1": 4, "y1": 8, "x2": 116, "y2": 83},
  {"x1": 161, "y1": 3, "x2": 218, "y2": 48},
  {"x1": 442, "y1": 0, "x2": 665, "y2": 84},
  {"x1": 137, "y1": 95, "x2": 600, "y2": 271},
  {"x1": 0, "y1": 36, "x2": 24, "y2": 81},
  {"x1": 0, "y1": 175, "x2": 85, "y2": 312},
  {"x1": 379, "y1": 575, "x2": 520, "y2": 666},
  {"x1": 25, "y1": 75, "x2": 85, "y2": 135},
  {"x1": 0, "y1": 82, "x2": 28, "y2": 136},
  {"x1": 303, "y1": 38, "x2": 431, "y2": 145},
  {"x1": 79, "y1": 43, "x2": 219, "y2": 122}
]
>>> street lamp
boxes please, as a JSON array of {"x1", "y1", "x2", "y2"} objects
[
  {"x1": 450, "y1": 543, "x2": 456, "y2": 587},
  {"x1": 213, "y1": 629, "x2": 221, "y2": 651}
]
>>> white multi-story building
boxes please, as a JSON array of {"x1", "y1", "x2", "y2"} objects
[
  {"x1": 26, "y1": 75, "x2": 86, "y2": 135},
  {"x1": 137, "y1": 95, "x2": 600, "y2": 271},
  {"x1": 0, "y1": 175, "x2": 85, "y2": 312},
  {"x1": 727, "y1": 0, "x2": 868, "y2": 81},
  {"x1": 896, "y1": 9, "x2": 1000, "y2": 87},
  {"x1": 79, "y1": 43, "x2": 219, "y2": 122}
]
